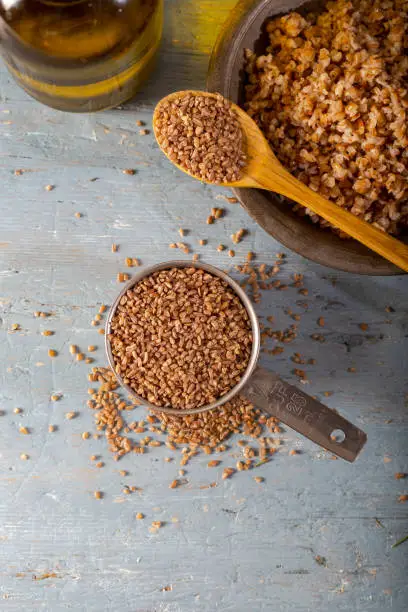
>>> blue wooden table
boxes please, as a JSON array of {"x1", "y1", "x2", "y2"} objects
[{"x1": 0, "y1": 1, "x2": 407, "y2": 610}]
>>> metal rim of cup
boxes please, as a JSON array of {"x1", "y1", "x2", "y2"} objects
[{"x1": 105, "y1": 260, "x2": 261, "y2": 415}]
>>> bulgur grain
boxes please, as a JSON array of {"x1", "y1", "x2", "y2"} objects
[
  {"x1": 244, "y1": 0, "x2": 408, "y2": 235},
  {"x1": 109, "y1": 267, "x2": 252, "y2": 410},
  {"x1": 155, "y1": 93, "x2": 246, "y2": 184}
]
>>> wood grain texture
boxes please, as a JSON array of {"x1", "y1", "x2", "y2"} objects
[{"x1": 0, "y1": 1, "x2": 407, "y2": 611}]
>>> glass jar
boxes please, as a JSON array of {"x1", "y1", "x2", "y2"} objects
[{"x1": 0, "y1": 0, "x2": 163, "y2": 112}]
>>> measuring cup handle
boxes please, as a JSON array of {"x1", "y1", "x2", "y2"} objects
[{"x1": 242, "y1": 367, "x2": 367, "y2": 462}]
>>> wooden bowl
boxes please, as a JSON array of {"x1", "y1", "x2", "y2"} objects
[{"x1": 207, "y1": 0, "x2": 406, "y2": 275}]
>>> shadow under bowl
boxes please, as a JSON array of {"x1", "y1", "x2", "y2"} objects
[{"x1": 207, "y1": 0, "x2": 406, "y2": 275}]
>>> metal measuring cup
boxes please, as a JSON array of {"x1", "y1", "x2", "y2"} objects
[{"x1": 105, "y1": 261, "x2": 367, "y2": 462}]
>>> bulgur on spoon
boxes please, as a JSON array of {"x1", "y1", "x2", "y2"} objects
[{"x1": 153, "y1": 90, "x2": 408, "y2": 272}]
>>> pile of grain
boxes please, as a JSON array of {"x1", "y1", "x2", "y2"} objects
[
  {"x1": 108, "y1": 267, "x2": 253, "y2": 410},
  {"x1": 87, "y1": 367, "x2": 280, "y2": 465},
  {"x1": 155, "y1": 93, "x2": 247, "y2": 184},
  {"x1": 244, "y1": 0, "x2": 408, "y2": 235}
]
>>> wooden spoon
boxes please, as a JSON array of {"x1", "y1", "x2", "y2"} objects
[{"x1": 153, "y1": 91, "x2": 408, "y2": 273}]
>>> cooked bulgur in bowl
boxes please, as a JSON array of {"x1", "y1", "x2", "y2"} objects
[{"x1": 244, "y1": 0, "x2": 407, "y2": 236}]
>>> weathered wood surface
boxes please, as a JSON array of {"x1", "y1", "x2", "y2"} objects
[{"x1": 0, "y1": 1, "x2": 407, "y2": 611}]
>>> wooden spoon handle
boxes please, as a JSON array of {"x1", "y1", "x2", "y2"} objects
[{"x1": 252, "y1": 164, "x2": 408, "y2": 273}]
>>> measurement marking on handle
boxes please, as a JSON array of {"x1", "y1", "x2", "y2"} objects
[
  {"x1": 243, "y1": 368, "x2": 367, "y2": 461},
  {"x1": 247, "y1": 379, "x2": 317, "y2": 426}
]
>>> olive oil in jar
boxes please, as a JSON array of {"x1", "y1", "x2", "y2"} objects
[{"x1": 0, "y1": 0, "x2": 163, "y2": 112}]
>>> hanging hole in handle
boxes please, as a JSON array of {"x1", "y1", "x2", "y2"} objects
[{"x1": 330, "y1": 429, "x2": 346, "y2": 443}]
